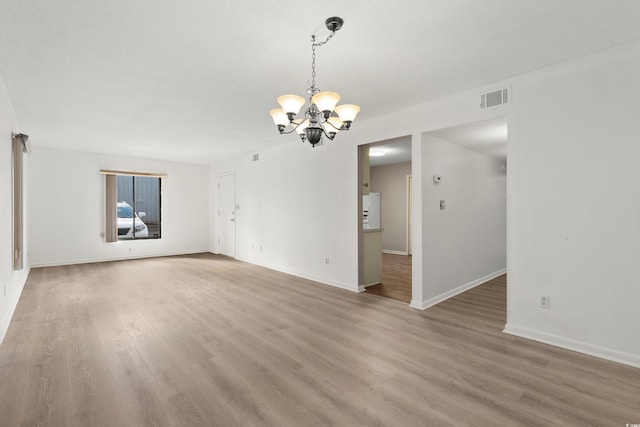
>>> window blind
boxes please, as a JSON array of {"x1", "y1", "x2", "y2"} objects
[{"x1": 104, "y1": 174, "x2": 118, "y2": 243}]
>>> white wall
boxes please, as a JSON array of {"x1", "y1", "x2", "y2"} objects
[
  {"x1": 209, "y1": 84, "x2": 508, "y2": 296},
  {"x1": 29, "y1": 148, "x2": 210, "y2": 266},
  {"x1": 210, "y1": 41, "x2": 640, "y2": 367},
  {"x1": 370, "y1": 162, "x2": 412, "y2": 253},
  {"x1": 416, "y1": 134, "x2": 506, "y2": 309},
  {"x1": 0, "y1": 74, "x2": 30, "y2": 344},
  {"x1": 210, "y1": 141, "x2": 359, "y2": 291},
  {"x1": 504, "y1": 42, "x2": 640, "y2": 367}
]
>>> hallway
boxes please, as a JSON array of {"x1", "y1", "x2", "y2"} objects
[{"x1": 365, "y1": 253, "x2": 412, "y2": 303}]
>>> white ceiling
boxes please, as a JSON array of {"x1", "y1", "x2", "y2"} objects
[
  {"x1": 368, "y1": 115, "x2": 507, "y2": 167},
  {"x1": 369, "y1": 136, "x2": 412, "y2": 167},
  {"x1": 429, "y1": 116, "x2": 508, "y2": 160},
  {"x1": 1, "y1": 1, "x2": 640, "y2": 164}
]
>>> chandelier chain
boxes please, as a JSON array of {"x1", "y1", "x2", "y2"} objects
[{"x1": 310, "y1": 31, "x2": 336, "y2": 89}]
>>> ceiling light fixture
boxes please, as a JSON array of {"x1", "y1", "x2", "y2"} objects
[
  {"x1": 269, "y1": 17, "x2": 360, "y2": 148},
  {"x1": 369, "y1": 150, "x2": 386, "y2": 157}
]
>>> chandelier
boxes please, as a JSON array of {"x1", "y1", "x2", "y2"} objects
[{"x1": 269, "y1": 17, "x2": 361, "y2": 147}]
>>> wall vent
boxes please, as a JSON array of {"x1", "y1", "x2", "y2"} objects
[
  {"x1": 252, "y1": 153, "x2": 259, "y2": 162},
  {"x1": 480, "y1": 87, "x2": 509, "y2": 109}
]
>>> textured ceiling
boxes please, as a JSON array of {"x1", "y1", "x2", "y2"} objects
[{"x1": 1, "y1": 1, "x2": 640, "y2": 164}]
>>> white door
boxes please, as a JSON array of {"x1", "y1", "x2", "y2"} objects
[{"x1": 217, "y1": 172, "x2": 236, "y2": 257}]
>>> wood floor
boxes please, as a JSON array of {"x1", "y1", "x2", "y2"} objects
[
  {"x1": 1, "y1": 254, "x2": 638, "y2": 426},
  {"x1": 365, "y1": 253, "x2": 412, "y2": 303}
]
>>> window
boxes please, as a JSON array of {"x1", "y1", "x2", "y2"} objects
[{"x1": 102, "y1": 170, "x2": 165, "y2": 242}]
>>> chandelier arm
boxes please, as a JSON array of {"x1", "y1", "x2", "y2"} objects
[
  {"x1": 323, "y1": 120, "x2": 344, "y2": 131},
  {"x1": 321, "y1": 127, "x2": 336, "y2": 140},
  {"x1": 277, "y1": 127, "x2": 300, "y2": 135}
]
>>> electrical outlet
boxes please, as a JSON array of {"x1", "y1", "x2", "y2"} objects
[
  {"x1": 539, "y1": 295, "x2": 550, "y2": 309},
  {"x1": 325, "y1": 257, "x2": 330, "y2": 265},
  {"x1": 260, "y1": 245, "x2": 263, "y2": 252}
]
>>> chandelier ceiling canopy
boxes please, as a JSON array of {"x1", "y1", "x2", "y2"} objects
[{"x1": 269, "y1": 17, "x2": 360, "y2": 147}]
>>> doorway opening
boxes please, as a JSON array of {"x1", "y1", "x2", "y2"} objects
[
  {"x1": 417, "y1": 115, "x2": 508, "y2": 310},
  {"x1": 358, "y1": 136, "x2": 413, "y2": 303}
]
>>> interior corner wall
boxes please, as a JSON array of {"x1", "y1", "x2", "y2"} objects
[
  {"x1": 0, "y1": 74, "x2": 30, "y2": 345},
  {"x1": 505, "y1": 42, "x2": 640, "y2": 367},
  {"x1": 28, "y1": 147, "x2": 210, "y2": 266},
  {"x1": 418, "y1": 135, "x2": 506, "y2": 308},
  {"x1": 370, "y1": 162, "x2": 412, "y2": 253},
  {"x1": 209, "y1": 140, "x2": 359, "y2": 292}
]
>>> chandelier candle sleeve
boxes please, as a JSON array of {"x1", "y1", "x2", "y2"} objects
[{"x1": 269, "y1": 16, "x2": 360, "y2": 147}]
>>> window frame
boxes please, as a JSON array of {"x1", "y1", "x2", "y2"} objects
[{"x1": 101, "y1": 170, "x2": 166, "y2": 242}]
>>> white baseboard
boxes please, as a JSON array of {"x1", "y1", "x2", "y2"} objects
[
  {"x1": 382, "y1": 249, "x2": 409, "y2": 256},
  {"x1": 358, "y1": 281, "x2": 382, "y2": 292},
  {"x1": 503, "y1": 323, "x2": 640, "y2": 369},
  {"x1": 234, "y1": 256, "x2": 360, "y2": 293},
  {"x1": 410, "y1": 268, "x2": 506, "y2": 310},
  {"x1": 0, "y1": 268, "x2": 30, "y2": 346},
  {"x1": 409, "y1": 299, "x2": 425, "y2": 310},
  {"x1": 30, "y1": 249, "x2": 210, "y2": 268}
]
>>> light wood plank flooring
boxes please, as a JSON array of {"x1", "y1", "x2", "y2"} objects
[
  {"x1": 0, "y1": 254, "x2": 638, "y2": 426},
  {"x1": 365, "y1": 253, "x2": 412, "y2": 303}
]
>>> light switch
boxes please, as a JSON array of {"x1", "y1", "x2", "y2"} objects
[{"x1": 440, "y1": 200, "x2": 445, "y2": 210}]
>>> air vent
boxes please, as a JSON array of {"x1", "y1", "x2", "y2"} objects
[
  {"x1": 480, "y1": 88, "x2": 509, "y2": 109},
  {"x1": 252, "y1": 153, "x2": 259, "y2": 162}
]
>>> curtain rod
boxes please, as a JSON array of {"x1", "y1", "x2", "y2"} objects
[{"x1": 99, "y1": 170, "x2": 168, "y2": 178}]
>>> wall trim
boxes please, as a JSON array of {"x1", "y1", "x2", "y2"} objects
[
  {"x1": 382, "y1": 249, "x2": 409, "y2": 256},
  {"x1": 30, "y1": 249, "x2": 210, "y2": 268},
  {"x1": 0, "y1": 268, "x2": 30, "y2": 346},
  {"x1": 409, "y1": 299, "x2": 425, "y2": 310},
  {"x1": 410, "y1": 268, "x2": 506, "y2": 310},
  {"x1": 233, "y1": 255, "x2": 360, "y2": 293},
  {"x1": 503, "y1": 323, "x2": 640, "y2": 369}
]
